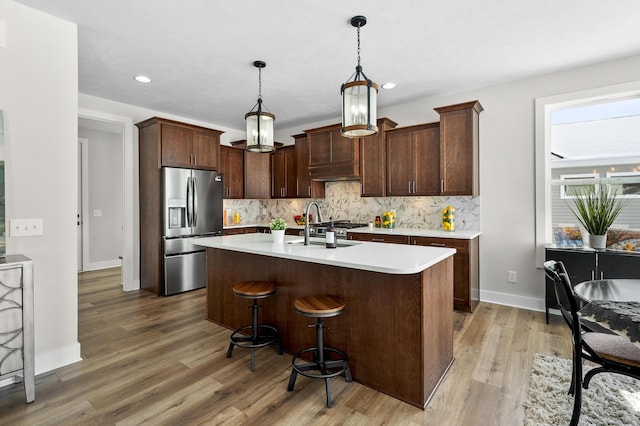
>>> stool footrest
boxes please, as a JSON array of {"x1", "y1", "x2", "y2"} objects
[
  {"x1": 229, "y1": 325, "x2": 279, "y2": 350},
  {"x1": 290, "y1": 347, "x2": 351, "y2": 380}
]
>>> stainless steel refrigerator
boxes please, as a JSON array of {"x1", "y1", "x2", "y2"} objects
[{"x1": 162, "y1": 167, "x2": 223, "y2": 295}]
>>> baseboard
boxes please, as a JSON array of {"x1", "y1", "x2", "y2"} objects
[
  {"x1": 35, "y1": 342, "x2": 83, "y2": 375},
  {"x1": 480, "y1": 289, "x2": 546, "y2": 312},
  {"x1": 85, "y1": 259, "x2": 121, "y2": 271}
]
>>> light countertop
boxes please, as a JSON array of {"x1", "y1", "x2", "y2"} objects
[
  {"x1": 194, "y1": 233, "x2": 455, "y2": 275},
  {"x1": 347, "y1": 227, "x2": 481, "y2": 239},
  {"x1": 223, "y1": 223, "x2": 480, "y2": 239}
]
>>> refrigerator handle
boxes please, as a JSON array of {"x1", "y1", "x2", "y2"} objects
[
  {"x1": 192, "y1": 176, "x2": 198, "y2": 227},
  {"x1": 186, "y1": 176, "x2": 193, "y2": 227}
]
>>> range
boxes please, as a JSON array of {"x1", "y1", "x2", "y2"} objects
[{"x1": 308, "y1": 220, "x2": 368, "y2": 240}]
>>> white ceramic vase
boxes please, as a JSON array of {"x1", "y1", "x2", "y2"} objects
[
  {"x1": 271, "y1": 229, "x2": 285, "y2": 243},
  {"x1": 589, "y1": 234, "x2": 607, "y2": 250}
]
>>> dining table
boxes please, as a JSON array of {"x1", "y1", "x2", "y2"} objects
[{"x1": 574, "y1": 279, "x2": 640, "y2": 344}]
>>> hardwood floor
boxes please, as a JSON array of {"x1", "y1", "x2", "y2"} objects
[{"x1": 0, "y1": 268, "x2": 571, "y2": 425}]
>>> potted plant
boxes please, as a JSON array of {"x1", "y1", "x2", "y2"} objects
[
  {"x1": 269, "y1": 217, "x2": 287, "y2": 243},
  {"x1": 568, "y1": 184, "x2": 628, "y2": 249}
]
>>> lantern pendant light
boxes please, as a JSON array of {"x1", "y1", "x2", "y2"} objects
[
  {"x1": 246, "y1": 60, "x2": 276, "y2": 153},
  {"x1": 341, "y1": 15, "x2": 378, "y2": 138}
]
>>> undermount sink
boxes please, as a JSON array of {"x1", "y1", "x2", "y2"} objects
[{"x1": 287, "y1": 238, "x2": 362, "y2": 248}]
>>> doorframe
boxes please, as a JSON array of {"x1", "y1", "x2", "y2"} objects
[
  {"x1": 78, "y1": 108, "x2": 138, "y2": 291},
  {"x1": 78, "y1": 138, "x2": 89, "y2": 271}
]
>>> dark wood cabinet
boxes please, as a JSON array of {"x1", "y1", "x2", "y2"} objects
[
  {"x1": 544, "y1": 247, "x2": 640, "y2": 322},
  {"x1": 228, "y1": 139, "x2": 273, "y2": 200},
  {"x1": 293, "y1": 134, "x2": 325, "y2": 198},
  {"x1": 348, "y1": 231, "x2": 479, "y2": 312},
  {"x1": 219, "y1": 145, "x2": 244, "y2": 199},
  {"x1": 223, "y1": 227, "x2": 257, "y2": 236},
  {"x1": 136, "y1": 117, "x2": 224, "y2": 294},
  {"x1": 359, "y1": 118, "x2": 398, "y2": 197},
  {"x1": 348, "y1": 232, "x2": 410, "y2": 245},
  {"x1": 272, "y1": 145, "x2": 297, "y2": 198},
  {"x1": 411, "y1": 236, "x2": 479, "y2": 312},
  {"x1": 386, "y1": 123, "x2": 440, "y2": 196},
  {"x1": 306, "y1": 123, "x2": 360, "y2": 180},
  {"x1": 137, "y1": 117, "x2": 222, "y2": 171},
  {"x1": 434, "y1": 100, "x2": 483, "y2": 196},
  {"x1": 244, "y1": 149, "x2": 271, "y2": 199},
  {"x1": 192, "y1": 128, "x2": 222, "y2": 170}
]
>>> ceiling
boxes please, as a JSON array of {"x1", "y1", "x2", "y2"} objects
[{"x1": 15, "y1": 0, "x2": 640, "y2": 133}]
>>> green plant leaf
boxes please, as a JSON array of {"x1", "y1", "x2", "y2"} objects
[{"x1": 567, "y1": 184, "x2": 629, "y2": 235}]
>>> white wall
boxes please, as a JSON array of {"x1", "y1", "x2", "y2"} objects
[
  {"x1": 78, "y1": 127, "x2": 123, "y2": 269},
  {"x1": 0, "y1": 0, "x2": 80, "y2": 373}
]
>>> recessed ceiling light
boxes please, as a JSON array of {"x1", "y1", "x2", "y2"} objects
[
  {"x1": 134, "y1": 75, "x2": 152, "y2": 83},
  {"x1": 381, "y1": 82, "x2": 396, "y2": 90}
]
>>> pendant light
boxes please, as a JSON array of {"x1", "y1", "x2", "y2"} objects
[
  {"x1": 246, "y1": 60, "x2": 275, "y2": 153},
  {"x1": 341, "y1": 15, "x2": 378, "y2": 138}
]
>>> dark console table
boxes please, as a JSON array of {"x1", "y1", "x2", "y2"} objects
[{"x1": 544, "y1": 246, "x2": 640, "y2": 323}]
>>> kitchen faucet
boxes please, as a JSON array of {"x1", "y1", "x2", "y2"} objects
[{"x1": 303, "y1": 201, "x2": 324, "y2": 245}]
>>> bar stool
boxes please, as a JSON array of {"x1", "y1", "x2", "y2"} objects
[
  {"x1": 287, "y1": 295, "x2": 352, "y2": 408},
  {"x1": 226, "y1": 281, "x2": 282, "y2": 371}
]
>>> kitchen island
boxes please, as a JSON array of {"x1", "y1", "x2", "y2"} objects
[{"x1": 195, "y1": 233, "x2": 456, "y2": 408}]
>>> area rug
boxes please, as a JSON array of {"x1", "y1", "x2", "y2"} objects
[{"x1": 524, "y1": 354, "x2": 640, "y2": 425}]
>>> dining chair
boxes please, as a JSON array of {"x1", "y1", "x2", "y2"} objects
[{"x1": 543, "y1": 260, "x2": 640, "y2": 426}]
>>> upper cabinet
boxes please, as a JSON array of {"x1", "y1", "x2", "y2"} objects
[
  {"x1": 293, "y1": 134, "x2": 325, "y2": 198},
  {"x1": 219, "y1": 145, "x2": 244, "y2": 199},
  {"x1": 359, "y1": 118, "x2": 398, "y2": 197},
  {"x1": 244, "y1": 150, "x2": 271, "y2": 199},
  {"x1": 435, "y1": 100, "x2": 483, "y2": 196},
  {"x1": 137, "y1": 117, "x2": 222, "y2": 171},
  {"x1": 306, "y1": 123, "x2": 360, "y2": 180},
  {"x1": 385, "y1": 100, "x2": 482, "y2": 197},
  {"x1": 386, "y1": 123, "x2": 441, "y2": 196},
  {"x1": 272, "y1": 145, "x2": 297, "y2": 198},
  {"x1": 230, "y1": 140, "x2": 272, "y2": 199}
]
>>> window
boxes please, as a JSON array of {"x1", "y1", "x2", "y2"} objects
[
  {"x1": 559, "y1": 173, "x2": 598, "y2": 200},
  {"x1": 607, "y1": 171, "x2": 640, "y2": 198},
  {"x1": 535, "y1": 82, "x2": 640, "y2": 264}
]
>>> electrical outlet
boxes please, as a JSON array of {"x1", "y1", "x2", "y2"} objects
[
  {"x1": 11, "y1": 218, "x2": 44, "y2": 237},
  {"x1": 94, "y1": 209, "x2": 102, "y2": 217},
  {"x1": 508, "y1": 271, "x2": 517, "y2": 283}
]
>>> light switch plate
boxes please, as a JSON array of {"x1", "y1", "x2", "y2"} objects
[{"x1": 11, "y1": 218, "x2": 44, "y2": 237}]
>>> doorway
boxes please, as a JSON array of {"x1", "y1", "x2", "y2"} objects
[{"x1": 78, "y1": 109, "x2": 137, "y2": 291}]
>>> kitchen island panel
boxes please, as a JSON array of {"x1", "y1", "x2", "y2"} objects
[{"x1": 206, "y1": 247, "x2": 453, "y2": 408}]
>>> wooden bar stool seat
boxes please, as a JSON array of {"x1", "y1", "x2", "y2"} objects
[
  {"x1": 227, "y1": 281, "x2": 282, "y2": 371},
  {"x1": 287, "y1": 295, "x2": 352, "y2": 408}
]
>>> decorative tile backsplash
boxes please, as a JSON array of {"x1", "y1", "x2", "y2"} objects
[{"x1": 223, "y1": 181, "x2": 480, "y2": 230}]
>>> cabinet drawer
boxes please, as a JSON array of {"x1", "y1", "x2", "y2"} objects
[
  {"x1": 349, "y1": 233, "x2": 409, "y2": 245},
  {"x1": 410, "y1": 236, "x2": 469, "y2": 253}
]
